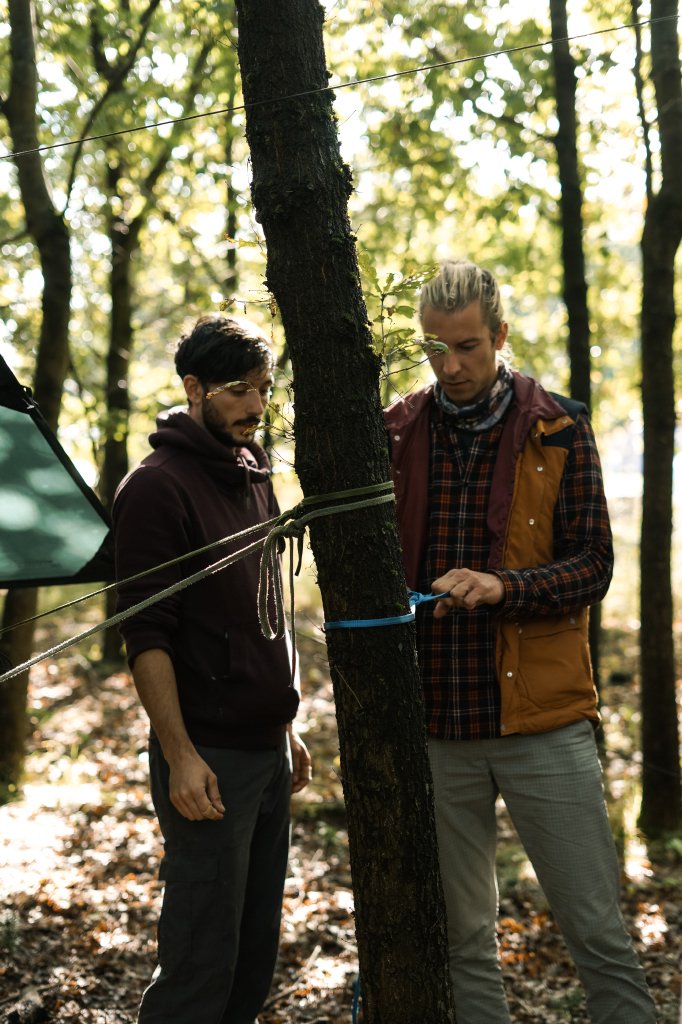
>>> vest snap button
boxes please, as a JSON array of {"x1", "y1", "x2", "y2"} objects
[
  {"x1": 562, "y1": 418, "x2": 568, "y2": 424},
  {"x1": 518, "y1": 627, "x2": 522, "y2": 634},
  {"x1": 507, "y1": 671, "x2": 513, "y2": 677},
  {"x1": 529, "y1": 518, "x2": 535, "y2": 525},
  {"x1": 537, "y1": 465, "x2": 543, "y2": 471},
  {"x1": 570, "y1": 617, "x2": 575, "y2": 624},
  {"x1": 394, "y1": 434, "x2": 400, "y2": 441},
  {"x1": 501, "y1": 724, "x2": 506, "y2": 732}
]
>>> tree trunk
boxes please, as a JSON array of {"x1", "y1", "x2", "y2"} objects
[
  {"x1": 225, "y1": 82, "x2": 239, "y2": 290},
  {"x1": 100, "y1": 205, "x2": 142, "y2": 661},
  {"x1": 0, "y1": 0, "x2": 72, "y2": 795},
  {"x1": 235, "y1": 3, "x2": 455, "y2": 1021},
  {"x1": 638, "y1": 0, "x2": 682, "y2": 837},
  {"x1": 0, "y1": 591, "x2": 38, "y2": 801},
  {"x1": 549, "y1": 0, "x2": 605, "y2": 728},
  {"x1": 549, "y1": 0, "x2": 591, "y2": 410}
]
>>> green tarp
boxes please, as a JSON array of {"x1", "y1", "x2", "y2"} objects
[{"x1": 0, "y1": 355, "x2": 114, "y2": 587}]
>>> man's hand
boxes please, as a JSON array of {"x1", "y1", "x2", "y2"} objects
[
  {"x1": 432, "y1": 567, "x2": 505, "y2": 617},
  {"x1": 168, "y1": 750, "x2": 226, "y2": 821},
  {"x1": 289, "y1": 726, "x2": 312, "y2": 794}
]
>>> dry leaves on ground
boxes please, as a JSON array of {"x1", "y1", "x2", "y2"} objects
[{"x1": 0, "y1": 640, "x2": 680, "y2": 1022}]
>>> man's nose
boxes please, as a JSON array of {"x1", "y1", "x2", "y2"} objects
[
  {"x1": 442, "y1": 349, "x2": 462, "y2": 376},
  {"x1": 245, "y1": 388, "x2": 265, "y2": 416}
]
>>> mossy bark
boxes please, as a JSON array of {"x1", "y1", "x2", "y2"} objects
[
  {"x1": 235, "y1": 2, "x2": 455, "y2": 1020},
  {"x1": 638, "y1": 0, "x2": 682, "y2": 837}
]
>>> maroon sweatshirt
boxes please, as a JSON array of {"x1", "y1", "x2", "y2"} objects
[{"x1": 113, "y1": 409, "x2": 299, "y2": 750}]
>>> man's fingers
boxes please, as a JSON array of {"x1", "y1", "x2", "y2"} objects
[
  {"x1": 206, "y1": 772, "x2": 225, "y2": 813},
  {"x1": 290, "y1": 741, "x2": 312, "y2": 794},
  {"x1": 191, "y1": 791, "x2": 223, "y2": 820},
  {"x1": 200, "y1": 801, "x2": 223, "y2": 820},
  {"x1": 171, "y1": 793, "x2": 200, "y2": 821},
  {"x1": 172, "y1": 787, "x2": 223, "y2": 821}
]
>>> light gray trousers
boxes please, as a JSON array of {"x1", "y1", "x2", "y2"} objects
[{"x1": 429, "y1": 721, "x2": 656, "y2": 1024}]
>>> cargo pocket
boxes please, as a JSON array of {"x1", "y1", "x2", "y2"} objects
[
  {"x1": 157, "y1": 852, "x2": 220, "y2": 973},
  {"x1": 516, "y1": 615, "x2": 593, "y2": 710}
]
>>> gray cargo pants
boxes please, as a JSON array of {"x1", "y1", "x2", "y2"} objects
[
  {"x1": 429, "y1": 721, "x2": 656, "y2": 1024},
  {"x1": 138, "y1": 732, "x2": 291, "y2": 1024}
]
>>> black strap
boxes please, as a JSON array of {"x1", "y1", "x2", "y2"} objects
[{"x1": 547, "y1": 391, "x2": 589, "y2": 421}]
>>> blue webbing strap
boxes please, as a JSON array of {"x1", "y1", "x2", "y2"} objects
[
  {"x1": 352, "y1": 977, "x2": 361, "y2": 1023},
  {"x1": 323, "y1": 589, "x2": 444, "y2": 630}
]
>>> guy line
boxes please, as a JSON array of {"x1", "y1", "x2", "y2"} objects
[{"x1": 0, "y1": 14, "x2": 678, "y2": 162}]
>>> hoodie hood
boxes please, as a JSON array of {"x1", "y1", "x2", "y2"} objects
[{"x1": 149, "y1": 408, "x2": 271, "y2": 496}]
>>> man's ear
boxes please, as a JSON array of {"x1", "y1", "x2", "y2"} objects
[
  {"x1": 494, "y1": 321, "x2": 509, "y2": 351},
  {"x1": 183, "y1": 374, "x2": 204, "y2": 407}
]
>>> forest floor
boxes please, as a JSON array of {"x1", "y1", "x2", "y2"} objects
[{"x1": 0, "y1": 627, "x2": 681, "y2": 1024}]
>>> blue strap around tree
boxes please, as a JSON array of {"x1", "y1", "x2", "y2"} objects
[
  {"x1": 352, "y1": 976, "x2": 361, "y2": 1023},
  {"x1": 323, "y1": 590, "x2": 442, "y2": 630}
]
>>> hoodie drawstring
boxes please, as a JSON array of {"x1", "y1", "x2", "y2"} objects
[{"x1": 238, "y1": 454, "x2": 252, "y2": 509}]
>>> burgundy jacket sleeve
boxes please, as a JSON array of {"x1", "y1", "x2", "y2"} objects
[
  {"x1": 493, "y1": 413, "x2": 614, "y2": 617},
  {"x1": 113, "y1": 466, "x2": 193, "y2": 668}
]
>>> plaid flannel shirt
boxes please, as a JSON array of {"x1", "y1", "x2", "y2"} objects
[{"x1": 417, "y1": 402, "x2": 613, "y2": 741}]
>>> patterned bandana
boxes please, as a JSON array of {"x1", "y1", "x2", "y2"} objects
[{"x1": 433, "y1": 361, "x2": 514, "y2": 432}]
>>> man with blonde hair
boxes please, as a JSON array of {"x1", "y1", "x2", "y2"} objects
[{"x1": 385, "y1": 259, "x2": 653, "y2": 1023}]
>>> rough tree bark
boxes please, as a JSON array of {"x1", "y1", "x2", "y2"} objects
[
  {"x1": 636, "y1": 0, "x2": 682, "y2": 836},
  {"x1": 235, "y1": 3, "x2": 455, "y2": 1021},
  {"x1": 0, "y1": 0, "x2": 73, "y2": 797},
  {"x1": 549, "y1": 0, "x2": 603, "y2": 718}
]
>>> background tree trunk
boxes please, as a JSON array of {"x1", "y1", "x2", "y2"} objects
[
  {"x1": 224, "y1": 74, "x2": 239, "y2": 291},
  {"x1": 236, "y1": 2, "x2": 455, "y2": 1021},
  {"x1": 100, "y1": 181, "x2": 141, "y2": 661},
  {"x1": 0, "y1": 0, "x2": 72, "y2": 798},
  {"x1": 637, "y1": 0, "x2": 682, "y2": 837},
  {"x1": 549, "y1": 0, "x2": 591, "y2": 410},
  {"x1": 96, "y1": 41, "x2": 211, "y2": 661},
  {"x1": 549, "y1": 0, "x2": 604, "y2": 725}
]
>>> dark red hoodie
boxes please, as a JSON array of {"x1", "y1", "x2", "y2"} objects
[{"x1": 113, "y1": 409, "x2": 299, "y2": 750}]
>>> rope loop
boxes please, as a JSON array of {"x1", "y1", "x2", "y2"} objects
[
  {"x1": 0, "y1": 481, "x2": 396, "y2": 688},
  {"x1": 258, "y1": 481, "x2": 396, "y2": 678}
]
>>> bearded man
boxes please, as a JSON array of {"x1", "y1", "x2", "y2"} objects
[
  {"x1": 385, "y1": 260, "x2": 654, "y2": 1024},
  {"x1": 113, "y1": 315, "x2": 310, "y2": 1024}
]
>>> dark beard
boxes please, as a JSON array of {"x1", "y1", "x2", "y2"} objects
[
  {"x1": 201, "y1": 398, "x2": 239, "y2": 447},
  {"x1": 201, "y1": 397, "x2": 259, "y2": 447}
]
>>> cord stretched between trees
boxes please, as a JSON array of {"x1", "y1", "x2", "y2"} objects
[
  {"x1": 0, "y1": 482, "x2": 397, "y2": 687},
  {"x1": 0, "y1": 15, "x2": 678, "y2": 162}
]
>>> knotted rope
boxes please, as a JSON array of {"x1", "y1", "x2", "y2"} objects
[
  {"x1": 257, "y1": 482, "x2": 398, "y2": 683},
  {"x1": 0, "y1": 481, "x2": 396, "y2": 687}
]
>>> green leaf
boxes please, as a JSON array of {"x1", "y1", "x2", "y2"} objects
[
  {"x1": 393, "y1": 265, "x2": 440, "y2": 294},
  {"x1": 357, "y1": 250, "x2": 379, "y2": 287},
  {"x1": 420, "y1": 340, "x2": 449, "y2": 353},
  {"x1": 393, "y1": 305, "x2": 415, "y2": 318}
]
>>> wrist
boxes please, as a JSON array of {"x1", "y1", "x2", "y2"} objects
[{"x1": 160, "y1": 737, "x2": 197, "y2": 767}]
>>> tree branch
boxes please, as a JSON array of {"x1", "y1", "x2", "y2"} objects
[
  {"x1": 0, "y1": 229, "x2": 29, "y2": 246},
  {"x1": 631, "y1": 0, "x2": 654, "y2": 203},
  {"x1": 64, "y1": 0, "x2": 163, "y2": 210}
]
